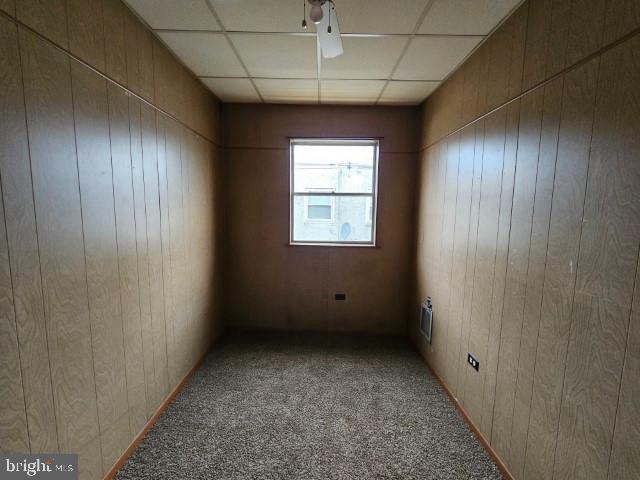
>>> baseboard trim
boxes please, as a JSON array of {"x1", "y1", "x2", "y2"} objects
[
  {"x1": 102, "y1": 351, "x2": 210, "y2": 480},
  {"x1": 420, "y1": 358, "x2": 514, "y2": 480}
]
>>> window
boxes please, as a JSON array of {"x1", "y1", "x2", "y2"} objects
[{"x1": 290, "y1": 139, "x2": 379, "y2": 245}]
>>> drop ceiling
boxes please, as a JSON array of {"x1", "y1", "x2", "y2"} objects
[{"x1": 124, "y1": 0, "x2": 523, "y2": 105}]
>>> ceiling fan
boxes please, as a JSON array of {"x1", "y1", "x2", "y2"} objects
[{"x1": 301, "y1": 0, "x2": 344, "y2": 58}]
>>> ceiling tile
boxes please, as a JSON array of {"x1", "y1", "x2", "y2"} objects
[
  {"x1": 211, "y1": 0, "x2": 429, "y2": 34},
  {"x1": 393, "y1": 36, "x2": 482, "y2": 80},
  {"x1": 201, "y1": 78, "x2": 260, "y2": 102},
  {"x1": 378, "y1": 81, "x2": 440, "y2": 105},
  {"x1": 231, "y1": 34, "x2": 318, "y2": 78},
  {"x1": 321, "y1": 80, "x2": 386, "y2": 104},
  {"x1": 254, "y1": 79, "x2": 318, "y2": 104},
  {"x1": 419, "y1": 0, "x2": 522, "y2": 35},
  {"x1": 211, "y1": 0, "x2": 308, "y2": 33},
  {"x1": 124, "y1": 0, "x2": 219, "y2": 30},
  {"x1": 158, "y1": 31, "x2": 246, "y2": 77},
  {"x1": 321, "y1": 37, "x2": 408, "y2": 80},
  {"x1": 335, "y1": 0, "x2": 430, "y2": 34}
]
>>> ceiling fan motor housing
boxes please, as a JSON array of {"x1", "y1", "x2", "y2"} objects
[{"x1": 308, "y1": 0, "x2": 328, "y2": 24}]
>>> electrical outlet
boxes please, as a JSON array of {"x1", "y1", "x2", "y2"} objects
[{"x1": 467, "y1": 353, "x2": 479, "y2": 371}]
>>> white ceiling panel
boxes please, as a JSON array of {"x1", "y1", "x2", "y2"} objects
[
  {"x1": 201, "y1": 78, "x2": 260, "y2": 102},
  {"x1": 321, "y1": 36, "x2": 408, "y2": 80},
  {"x1": 393, "y1": 36, "x2": 482, "y2": 80},
  {"x1": 378, "y1": 81, "x2": 440, "y2": 105},
  {"x1": 321, "y1": 80, "x2": 386, "y2": 103},
  {"x1": 125, "y1": 0, "x2": 520, "y2": 105},
  {"x1": 231, "y1": 34, "x2": 318, "y2": 79},
  {"x1": 158, "y1": 31, "x2": 246, "y2": 77},
  {"x1": 419, "y1": 0, "x2": 522, "y2": 35},
  {"x1": 255, "y1": 79, "x2": 318, "y2": 103},
  {"x1": 211, "y1": 0, "x2": 309, "y2": 33},
  {"x1": 211, "y1": 0, "x2": 429, "y2": 34},
  {"x1": 125, "y1": 0, "x2": 220, "y2": 30},
  {"x1": 336, "y1": 0, "x2": 430, "y2": 34}
]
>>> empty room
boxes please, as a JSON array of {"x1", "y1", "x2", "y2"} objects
[{"x1": 0, "y1": 0, "x2": 638, "y2": 479}]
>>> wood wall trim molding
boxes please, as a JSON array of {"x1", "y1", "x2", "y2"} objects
[
  {"x1": 419, "y1": 355, "x2": 514, "y2": 480},
  {"x1": 102, "y1": 348, "x2": 211, "y2": 480},
  {"x1": 0, "y1": 9, "x2": 221, "y2": 148},
  {"x1": 419, "y1": 25, "x2": 640, "y2": 152}
]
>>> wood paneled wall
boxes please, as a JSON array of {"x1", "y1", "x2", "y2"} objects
[
  {"x1": 0, "y1": 3, "x2": 223, "y2": 479},
  {"x1": 0, "y1": 0, "x2": 220, "y2": 143},
  {"x1": 414, "y1": 1, "x2": 640, "y2": 479},
  {"x1": 223, "y1": 104, "x2": 419, "y2": 335}
]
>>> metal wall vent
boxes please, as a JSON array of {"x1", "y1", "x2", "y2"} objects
[{"x1": 420, "y1": 297, "x2": 433, "y2": 344}]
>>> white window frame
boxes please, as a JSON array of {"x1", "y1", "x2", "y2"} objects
[{"x1": 289, "y1": 138, "x2": 379, "y2": 247}]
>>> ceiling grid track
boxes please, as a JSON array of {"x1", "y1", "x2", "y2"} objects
[
  {"x1": 126, "y1": 0, "x2": 526, "y2": 105},
  {"x1": 199, "y1": 76, "x2": 445, "y2": 82},
  {"x1": 394, "y1": 0, "x2": 527, "y2": 105},
  {"x1": 155, "y1": 28, "x2": 487, "y2": 39},
  {"x1": 374, "y1": 0, "x2": 437, "y2": 105},
  {"x1": 203, "y1": 0, "x2": 265, "y2": 103}
]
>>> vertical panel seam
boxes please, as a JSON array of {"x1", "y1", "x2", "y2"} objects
[
  {"x1": 519, "y1": 0, "x2": 532, "y2": 93},
  {"x1": 506, "y1": 89, "x2": 546, "y2": 464},
  {"x1": 442, "y1": 137, "x2": 461, "y2": 391},
  {"x1": 15, "y1": 24, "x2": 60, "y2": 452},
  {"x1": 105, "y1": 84, "x2": 134, "y2": 440},
  {"x1": 178, "y1": 127, "x2": 188, "y2": 375},
  {"x1": 100, "y1": 0, "x2": 108, "y2": 81},
  {"x1": 139, "y1": 106, "x2": 158, "y2": 411},
  {"x1": 459, "y1": 122, "x2": 485, "y2": 401},
  {"x1": 605, "y1": 242, "x2": 640, "y2": 479},
  {"x1": 453, "y1": 130, "x2": 476, "y2": 402},
  {"x1": 434, "y1": 143, "x2": 449, "y2": 376},
  {"x1": 560, "y1": 0, "x2": 575, "y2": 72},
  {"x1": 486, "y1": 105, "x2": 514, "y2": 443},
  {"x1": 550, "y1": 53, "x2": 602, "y2": 480},
  {"x1": 127, "y1": 97, "x2": 150, "y2": 417},
  {"x1": 522, "y1": 74, "x2": 565, "y2": 480},
  {"x1": 68, "y1": 55, "x2": 105, "y2": 466},
  {"x1": 0, "y1": 148, "x2": 31, "y2": 452},
  {"x1": 156, "y1": 114, "x2": 171, "y2": 392}
]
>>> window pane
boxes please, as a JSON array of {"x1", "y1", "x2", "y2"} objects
[
  {"x1": 293, "y1": 144, "x2": 375, "y2": 193},
  {"x1": 308, "y1": 205, "x2": 332, "y2": 220},
  {"x1": 308, "y1": 195, "x2": 331, "y2": 207},
  {"x1": 293, "y1": 195, "x2": 373, "y2": 243}
]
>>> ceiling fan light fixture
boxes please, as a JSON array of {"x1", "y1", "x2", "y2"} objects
[{"x1": 310, "y1": 4, "x2": 323, "y2": 24}]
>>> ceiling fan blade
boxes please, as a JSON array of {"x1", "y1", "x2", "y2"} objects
[{"x1": 317, "y1": 2, "x2": 343, "y2": 58}]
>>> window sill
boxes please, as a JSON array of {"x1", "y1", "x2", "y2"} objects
[{"x1": 287, "y1": 242, "x2": 379, "y2": 248}]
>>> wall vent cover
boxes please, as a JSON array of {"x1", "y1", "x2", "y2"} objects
[{"x1": 420, "y1": 297, "x2": 433, "y2": 343}]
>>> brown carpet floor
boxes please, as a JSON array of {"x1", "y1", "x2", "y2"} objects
[{"x1": 116, "y1": 332, "x2": 502, "y2": 480}]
